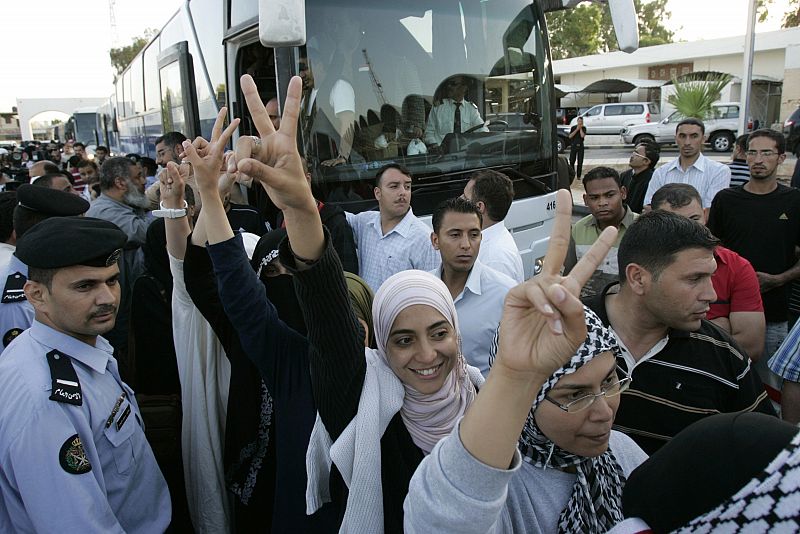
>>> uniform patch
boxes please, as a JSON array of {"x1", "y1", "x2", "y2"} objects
[
  {"x1": 3, "y1": 328, "x2": 23, "y2": 347},
  {"x1": 116, "y1": 405, "x2": 131, "y2": 431},
  {"x1": 1, "y1": 272, "x2": 27, "y2": 303},
  {"x1": 59, "y1": 434, "x2": 92, "y2": 474}
]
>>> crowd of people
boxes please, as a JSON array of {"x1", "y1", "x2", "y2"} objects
[{"x1": 0, "y1": 73, "x2": 798, "y2": 534}]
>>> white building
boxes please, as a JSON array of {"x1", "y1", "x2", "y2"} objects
[{"x1": 552, "y1": 27, "x2": 800, "y2": 127}]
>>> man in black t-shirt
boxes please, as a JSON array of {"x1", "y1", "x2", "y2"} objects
[
  {"x1": 707, "y1": 129, "x2": 800, "y2": 395},
  {"x1": 569, "y1": 117, "x2": 587, "y2": 178}
]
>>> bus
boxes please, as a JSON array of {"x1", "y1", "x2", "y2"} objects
[
  {"x1": 101, "y1": 0, "x2": 638, "y2": 279},
  {"x1": 64, "y1": 107, "x2": 101, "y2": 146}
]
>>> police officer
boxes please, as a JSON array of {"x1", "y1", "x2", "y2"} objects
[
  {"x1": 0, "y1": 217, "x2": 171, "y2": 532},
  {"x1": 0, "y1": 184, "x2": 89, "y2": 351}
]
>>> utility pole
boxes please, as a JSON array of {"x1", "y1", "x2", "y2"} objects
[
  {"x1": 739, "y1": 0, "x2": 757, "y2": 135},
  {"x1": 108, "y1": 0, "x2": 119, "y2": 46}
]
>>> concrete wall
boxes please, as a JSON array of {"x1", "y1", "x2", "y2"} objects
[
  {"x1": 781, "y1": 44, "x2": 800, "y2": 123},
  {"x1": 556, "y1": 46, "x2": 790, "y2": 119},
  {"x1": 16, "y1": 97, "x2": 106, "y2": 141}
]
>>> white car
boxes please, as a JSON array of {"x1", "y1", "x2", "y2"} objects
[
  {"x1": 569, "y1": 102, "x2": 660, "y2": 135},
  {"x1": 621, "y1": 102, "x2": 742, "y2": 152}
]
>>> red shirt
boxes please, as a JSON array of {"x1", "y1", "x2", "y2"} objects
[{"x1": 708, "y1": 246, "x2": 763, "y2": 320}]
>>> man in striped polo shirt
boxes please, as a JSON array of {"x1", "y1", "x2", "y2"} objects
[
  {"x1": 584, "y1": 211, "x2": 774, "y2": 455},
  {"x1": 727, "y1": 134, "x2": 751, "y2": 188}
]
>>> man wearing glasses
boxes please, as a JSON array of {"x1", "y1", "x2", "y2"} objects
[
  {"x1": 424, "y1": 75, "x2": 487, "y2": 149},
  {"x1": 708, "y1": 129, "x2": 800, "y2": 413},
  {"x1": 620, "y1": 141, "x2": 660, "y2": 213},
  {"x1": 584, "y1": 210, "x2": 773, "y2": 455}
]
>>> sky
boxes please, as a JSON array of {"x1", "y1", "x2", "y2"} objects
[{"x1": 0, "y1": 0, "x2": 796, "y2": 118}]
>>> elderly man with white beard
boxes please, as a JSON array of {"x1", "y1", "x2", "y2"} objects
[{"x1": 86, "y1": 156, "x2": 153, "y2": 359}]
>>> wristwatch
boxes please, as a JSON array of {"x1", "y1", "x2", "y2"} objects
[{"x1": 152, "y1": 200, "x2": 188, "y2": 219}]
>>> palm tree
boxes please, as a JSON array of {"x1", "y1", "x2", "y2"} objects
[{"x1": 667, "y1": 73, "x2": 733, "y2": 121}]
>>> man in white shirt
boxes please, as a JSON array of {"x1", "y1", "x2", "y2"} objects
[
  {"x1": 462, "y1": 169, "x2": 525, "y2": 283},
  {"x1": 643, "y1": 118, "x2": 731, "y2": 213},
  {"x1": 429, "y1": 196, "x2": 515, "y2": 376},
  {"x1": 424, "y1": 75, "x2": 487, "y2": 149},
  {"x1": 345, "y1": 164, "x2": 439, "y2": 291}
]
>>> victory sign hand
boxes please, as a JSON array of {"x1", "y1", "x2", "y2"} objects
[{"x1": 495, "y1": 189, "x2": 617, "y2": 380}]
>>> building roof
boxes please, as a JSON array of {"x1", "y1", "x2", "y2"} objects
[{"x1": 553, "y1": 27, "x2": 800, "y2": 76}]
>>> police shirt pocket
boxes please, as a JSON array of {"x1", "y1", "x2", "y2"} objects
[{"x1": 103, "y1": 400, "x2": 137, "y2": 475}]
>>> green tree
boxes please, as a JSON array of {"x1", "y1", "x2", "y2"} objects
[
  {"x1": 547, "y1": 0, "x2": 674, "y2": 60},
  {"x1": 546, "y1": 5, "x2": 603, "y2": 60},
  {"x1": 666, "y1": 73, "x2": 732, "y2": 120},
  {"x1": 109, "y1": 29, "x2": 156, "y2": 75},
  {"x1": 784, "y1": 0, "x2": 800, "y2": 27},
  {"x1": 756, "y1": 0, "x2": 798, "y2": 26}
]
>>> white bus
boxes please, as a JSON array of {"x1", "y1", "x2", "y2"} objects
[{"x1": 102, "y1": 0, "x2": 638, "y2": 278}]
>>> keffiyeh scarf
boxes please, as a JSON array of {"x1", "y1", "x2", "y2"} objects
[{"x1": 519, "y1": 306, "x2": 627, "y2": 534}]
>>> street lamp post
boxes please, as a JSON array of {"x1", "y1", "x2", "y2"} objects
[{"x1": 739, "y1": 0, "x2": 757, "y2": 135}]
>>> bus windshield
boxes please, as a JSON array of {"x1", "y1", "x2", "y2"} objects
[{"x1": 300, "y1": 0, "x2": 554, "y2": 214}]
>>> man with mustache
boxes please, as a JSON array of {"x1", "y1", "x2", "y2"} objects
[
  {"x1": 345, "y1": 163, "x2": 439, "y2": 291},
  {"x1": 708, "y1": 129, "x2": 800, "y2": 420},
  {"x1": 0, "y1": 216, "x2": 171, "y2": 531},
  {"x1": 0, "y1": 185, "x2": 90, "y2": 352},
  {"x1": 584, "y1": 211, "x2": 774, "y2": 455},
  {"x1": 86, "y1": 157, "x2": 152, "y2": 361}
]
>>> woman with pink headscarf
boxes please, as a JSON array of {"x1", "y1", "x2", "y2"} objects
[{"x1": 227, "y1": 74, "x2": 617, "y2": 533}]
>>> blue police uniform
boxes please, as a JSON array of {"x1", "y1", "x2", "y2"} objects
[
  {"x1": 0, "y1": 321, "x2": 171, "y2": 532},
  {"x1": 0, "y1": 254, "x2": 34, "y2": 351}
]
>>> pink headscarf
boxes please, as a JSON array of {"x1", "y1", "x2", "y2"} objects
[{"x1": 371, "y1": 269, "x2": 479, "y2": 453}]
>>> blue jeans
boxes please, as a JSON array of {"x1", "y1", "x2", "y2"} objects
[{"x1": 755, "y1": 321, "x2": 789, "y2": 414}]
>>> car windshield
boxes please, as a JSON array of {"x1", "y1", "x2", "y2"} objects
[{"x1": 300, "y1": 0, "x2": 553, "y2": 213}]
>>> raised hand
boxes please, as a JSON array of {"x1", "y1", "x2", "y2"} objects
[
  {"x1": 495, "y1": 189, "x2": 617, "y2": 380},
  {"x1": 232, "y1": 75, "x2": 314, "y2": 212},
  {"x1": 160, "y1": 161, "x2": 187, "y2": 208},
  {"x1": 218, "y1": 152, "x2": 237, "y2": 197},
  {"x1": 181, "y1": 107, "x2": 240, "y2": 194}
]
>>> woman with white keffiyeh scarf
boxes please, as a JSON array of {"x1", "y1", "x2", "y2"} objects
[
  {"x1": 404, "y1": 188, "x2": 650, "y2": 533},
  {"x1": 404, "y1": 306, "x2": 648, "y2": 533}
]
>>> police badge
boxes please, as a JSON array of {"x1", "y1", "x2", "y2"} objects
[{"x1": 59, "y1": 434, "x2": 92, "y2": 475}]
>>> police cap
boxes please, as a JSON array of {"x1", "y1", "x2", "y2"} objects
[
  {"x1": 16, "y1": 184, "x2": 89, "y2": 216},
  {"x1": 16, "y1": 217, "x2": 127, "y2": 269}
]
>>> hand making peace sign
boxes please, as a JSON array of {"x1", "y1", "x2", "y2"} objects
[{"x1": 494, "y1": 189, "x2": 618, "y2": 380}]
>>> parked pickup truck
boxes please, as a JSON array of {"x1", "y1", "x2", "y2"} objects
[{"x1": 621, "y1": 102, "x2": 743, "y2": 152}]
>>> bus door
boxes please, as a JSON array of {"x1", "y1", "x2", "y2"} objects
[
  {"x1": 227, "y1": 37, "x2": 278, "y2": 138},
  {"x1": 158, "y1": 42, "x2": 201, "y2": 139},
  {"x1": 225, "y1": 33, "x2": 281, "y2": 223}
]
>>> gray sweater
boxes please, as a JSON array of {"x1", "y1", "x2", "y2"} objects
[{"x1": 404, "y1": 424, "x2": 647, "y2": 533}]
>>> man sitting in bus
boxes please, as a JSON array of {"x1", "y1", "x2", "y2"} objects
[{"x1": 424, "y1": 75, "x2": 487, "y2": 151}]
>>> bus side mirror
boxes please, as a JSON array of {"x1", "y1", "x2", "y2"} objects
[
  {"x1": 259, "y1": 0, "x2": 307, "y2": 47},
  {"x1": 607, "y1": 0, "x2": 639, "y2": 53}
]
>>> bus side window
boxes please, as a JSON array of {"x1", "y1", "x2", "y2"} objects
[{"x1": 158, "y1": 42, "x2": 200, "y2": 138}]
